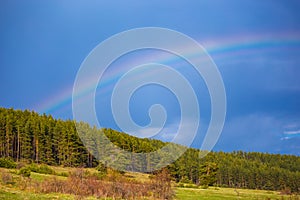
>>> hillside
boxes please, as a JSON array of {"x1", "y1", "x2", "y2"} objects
[{"x1": 0, "y1": 107, "x2": 300, "y2": 193}]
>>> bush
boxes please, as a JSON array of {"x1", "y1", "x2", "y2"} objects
[
  {"x1": 185, "y1": 184, "x2": 199, "y2": 189},
  {"x1": 177, "y1": 183, "x2": 185, "y2": 188},
  {"x1": 96, "y1": 163, "x2": 107, "y2": 178},
  {"x1": 150, "y1": 168, "x2": 174, "y2": 199},
  {"x1": 0, "y1": 157, "x2": 17, "y2": 169},
  {"x1": 26, "y1": 163, "x2": 38, "y2": 172},
  {"x1": 37, "y1": 164, "x2": 55, "y2": 175},
  {"x1": 27, "y1": 164, "x2": 55, "y2": 175},
  {"x1": 201, "y1": 185, "x2": 209, "y2": 189},
  {"x1": 57, "y1": 171, "x2": 69, "y2": 177},
  {"x1": 1, "y1": 170, "x2": 14, "y2": 184},
  {"x1": 37, "y1": 168, "x2": 174, "y2": 199},
  {"x1": 16, "y1": 162, "x2": 26, "y2": 169},
  {"x1": 280, "y1": 188, "x2": 292, "y2": 195},
  {"x1": 176, "y1": 182, "x2": 200, "y2": 189},
  {"x1": 180, "y1": 176, "x2": 193, "y2": 184},
  {"x1": 19, "y1": 167, "x2": 31, "y2": 178}
]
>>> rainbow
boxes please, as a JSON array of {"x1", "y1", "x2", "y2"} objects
[{"x1": 34, "y1": 32, "x2": 300, "y2": 115}]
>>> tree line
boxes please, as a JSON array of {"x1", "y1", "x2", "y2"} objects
[{"x1": 0, "y1": 107, "x2": 299, "y2": 193}]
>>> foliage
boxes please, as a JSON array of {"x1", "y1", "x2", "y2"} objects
[
  {"x1": 19, "y1": 167, "x2": 31, "y2": 178},
  {"x1": 0, "y1": 157, "x2": 17, "y2": 169},
  {"x1": 36, "y1": 168, "x2": 173, "y2": 199},
  {"x1": 27, "y1": 164, "x2": 55, "y2": 175},
  {"x1": 199, "y1": 162, "x2": 218, "y2": 186},
  {"x1": 95, "y1": 162, "x2": 108, "y2": 178},
  {"x1": 151, "y1": 168, "x2": 174, "y2": 199}
]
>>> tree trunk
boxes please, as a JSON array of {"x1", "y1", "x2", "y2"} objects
[
  {"x1": 6, "y1": 126, "x2": 10, "y2": 157},
  {"x1": 35, "y1": 137, "x2": 39, "y2": 163},
  {"x1": 17, "y1": 126, "x2": 20, "y2": 162}
]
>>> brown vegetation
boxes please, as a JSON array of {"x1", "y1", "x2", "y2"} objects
[
  {"x1": 32, "y1": 168, "x2": 173, "y2": 199},
  {"x1": 0, "y1": 169, "x2": 13, "y2": 185}
]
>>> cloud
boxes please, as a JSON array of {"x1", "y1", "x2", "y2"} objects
[
  {"x1": 214, "y1": 113, "x2": 300, "y2": 155},
  {"x1": 281, "y1": 129, "x2": 300, "y2": 140},
  {"x1": 284, "y1": 130, "x2": 300, "y2": 135}
]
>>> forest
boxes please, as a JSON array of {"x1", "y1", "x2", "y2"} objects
[{"x1": 0, "y1": 107, "x2": 299, "y2": 193}]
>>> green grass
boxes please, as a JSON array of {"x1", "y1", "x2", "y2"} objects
[
  {"x1": 1, "y1": 166, "x2": 299, "y2": 200},
  {"x1": 30, "y1": 171, "x2": 68, "y2": 182},
  {"x1": 175, "y1": 187, "x2": 299, "y2": 200},
  {"x1": 124, "y1": 171, "x2": 150, "y2": 182},
  {"x1": 0, "y1": 186, "x2": 75, "y2": 200},
  {"x1": 3, "y1": 186, "x2": 294, "y2": 200}
]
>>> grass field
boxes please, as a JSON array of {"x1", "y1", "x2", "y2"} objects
[
  {"x1": 1, "y1": 184, "x2": 298, "y2": 200},
  {"x1": 0, "y1": 185, "x2": 75, "y2": 200},
  {"x1": 1, "y1": 166, "x2": 299, "y2": 200},
  {"x1": 175, "y1": 187, "x2": 299, "y2": 200},
  {"x1": 1, "y1": 186, "x2": 298, "y2": 200}
]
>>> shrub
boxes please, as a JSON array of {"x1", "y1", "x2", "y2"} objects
[
  {"x1": 19, "y1": 167, "x2": 31, "y2": 178},
  {"x1": 150, "y1": 168, "x2": 174, "y2": 199},
  {"x1": 177, "y1": 183, "x2": 185, "y2": 188},
  {"x1": 280, "y1": 188, "x2": 292, "y2": 195},
  {"x1": 201, "y1": 185, "x2": 209, "y2": 189},
  {"x1": 16, "y1": 162, "x2": 26, "y2": 169},
  {"x1": 0, "y1": 157, "x2": 17, "y2": 169},
  {"x1": 36, "y1": 168, "x2": 174, "y2": 199},
  {"x1": 96, "y1": 163, "x2": 107, "y2": 178},
  {"x1": 37, "y1": 164, "x2": 55, "y2": 175},
  {"x1": 57, "y1": 171, "x2": 69, "y2": 177},
  {"x1": 1, "y1": 170, "x2": 14, "y2": 184},
  {"x1": 184, "y1": 184, "x2": 199, "y2": 189},
  {"x1": 26, "y1": 163, "x2": 39, "y2": 172},
  {"x1": 27, "y1": 164, "x2": 55, "y2": 175}
]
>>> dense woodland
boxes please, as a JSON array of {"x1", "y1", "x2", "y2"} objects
[{"x1": 0, "y1": 107, "x2": 299, "y2": 193}]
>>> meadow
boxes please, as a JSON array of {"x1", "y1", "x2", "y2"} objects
[
  {"x1": 1, "y1": 165, "x2": 299, "y2": 200},
  {"x1": 175, "y1": 187, "x2": 299, "y2": 200}
]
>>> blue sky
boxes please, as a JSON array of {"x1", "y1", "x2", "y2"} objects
[{"x1": 1, "y1": 1, "x2": 300, "y2": 155}]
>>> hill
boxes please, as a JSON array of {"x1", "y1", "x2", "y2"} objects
[{"x1": 0, "y1": 107, "x2": 299, "y2": 193}]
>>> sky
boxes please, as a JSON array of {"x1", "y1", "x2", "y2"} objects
[{"x1": 1, "y1": 0, "x2": 300, "y2": 155}]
